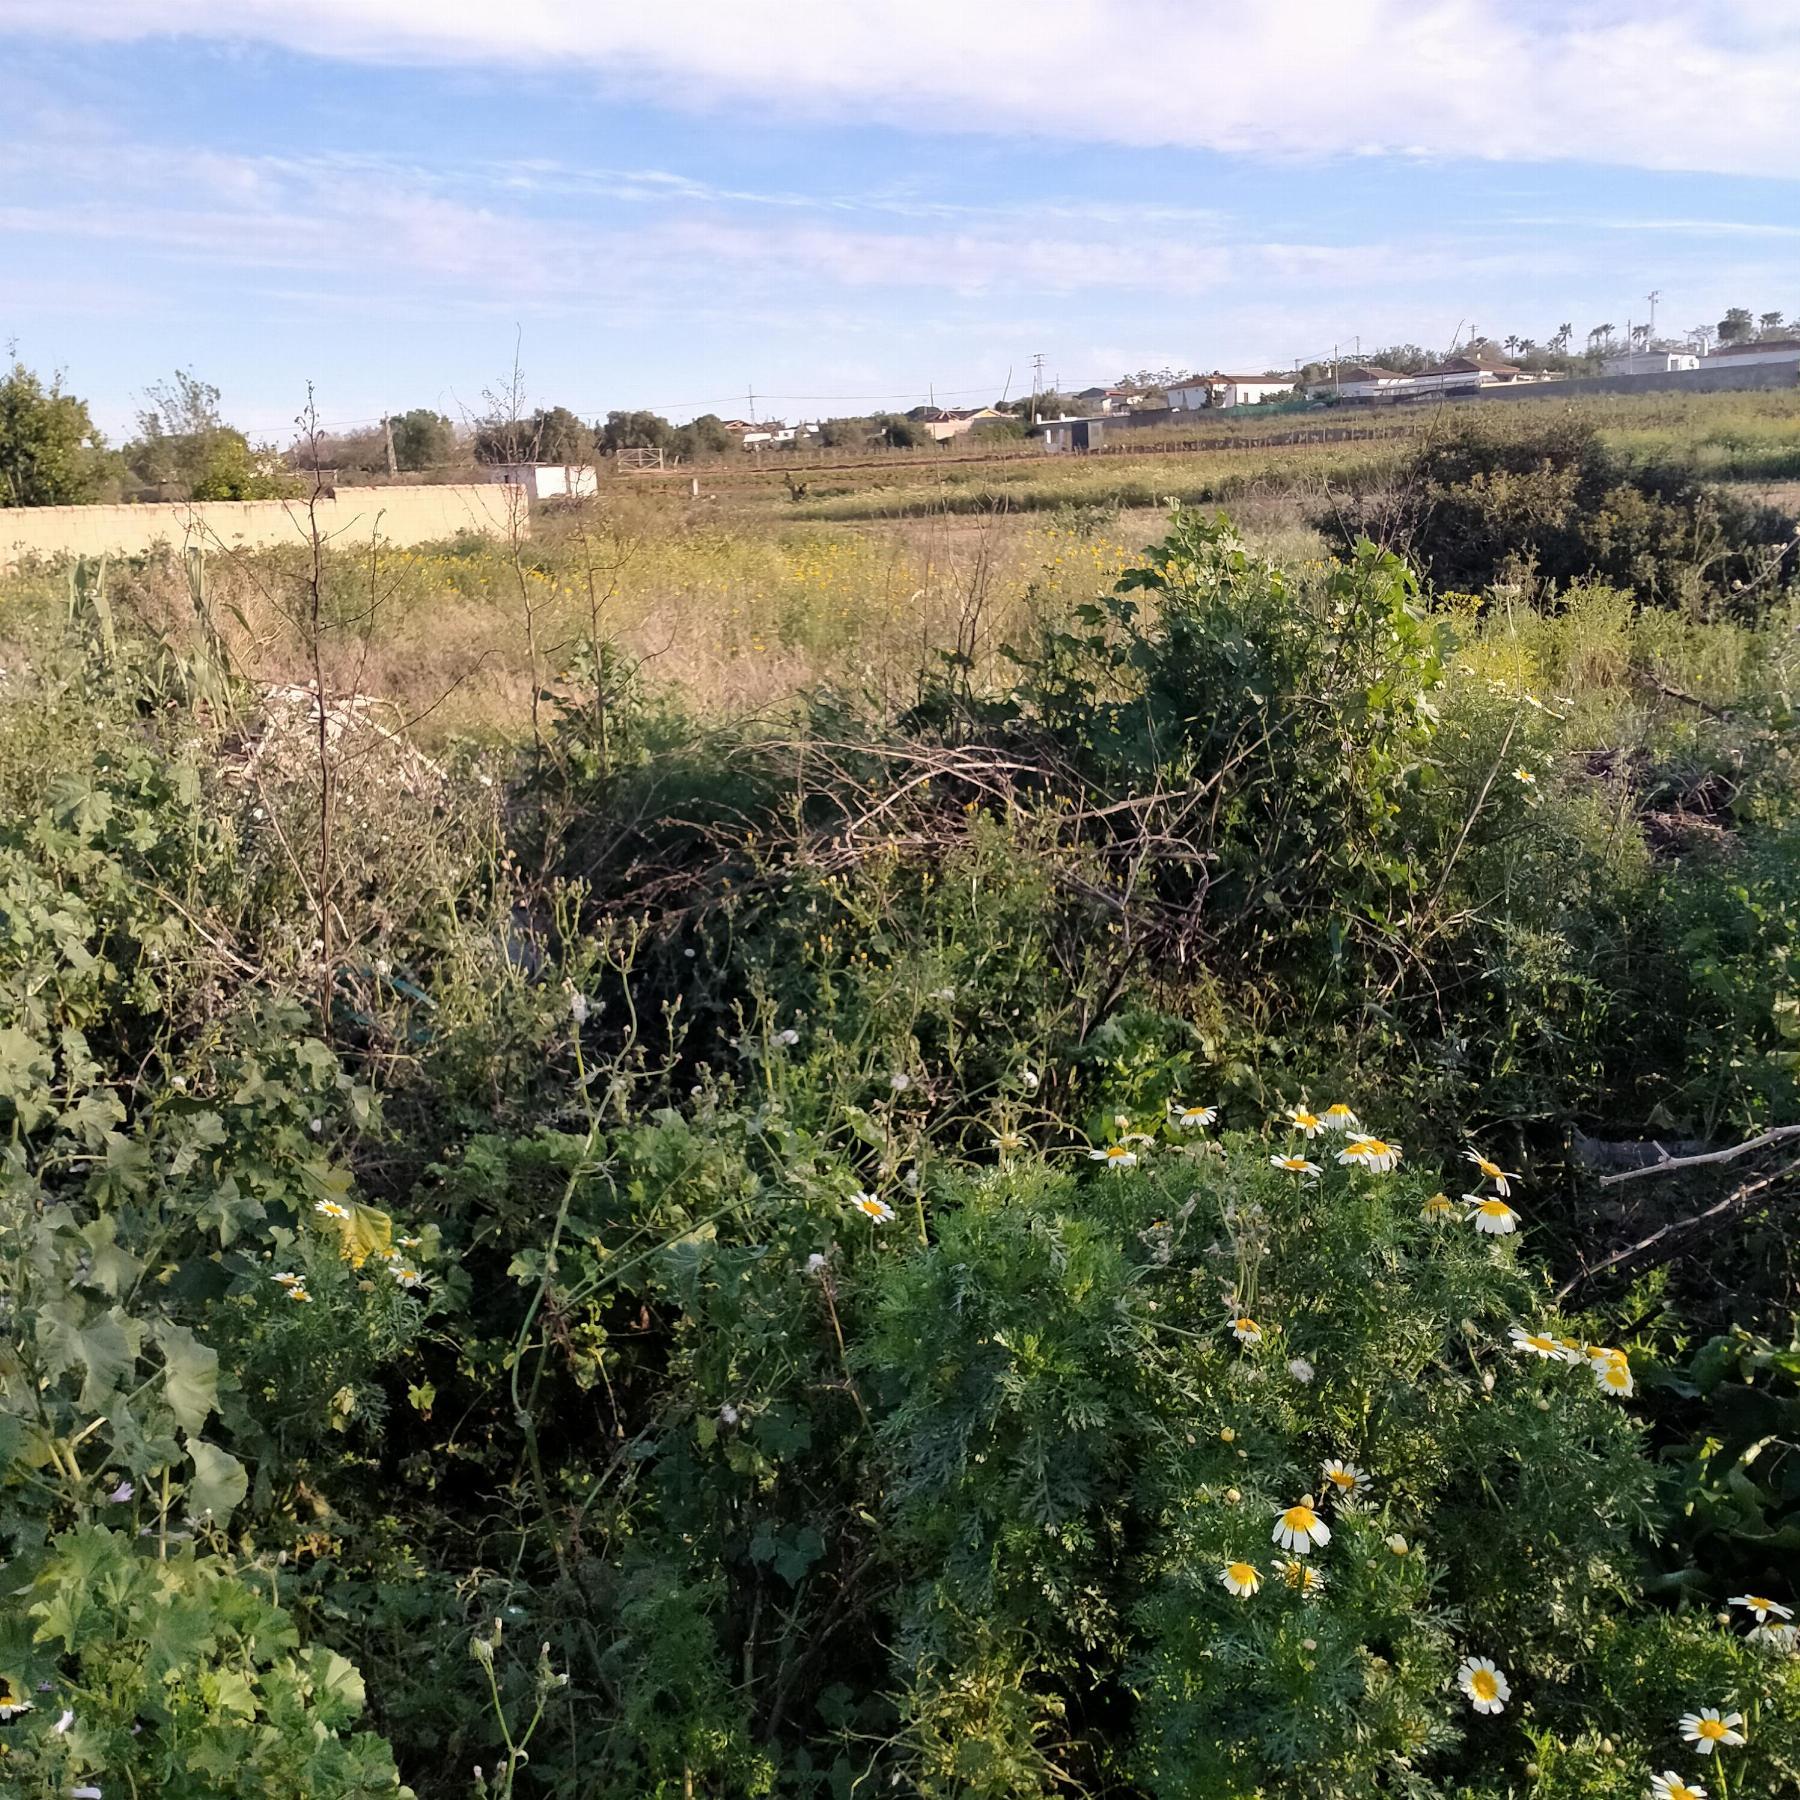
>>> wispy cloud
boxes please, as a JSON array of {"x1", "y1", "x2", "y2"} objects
[{"x1": 7, "y1": 0, "x2": 1800, "y2": 177}]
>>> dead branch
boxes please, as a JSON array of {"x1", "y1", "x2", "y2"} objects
[
  {"x1": 1558, "y1": 1155, "x2": 1800, "y2": 1299},
  {"x1": 1596, "y1": 1123, "x2": 1800, "y2": 1188}
]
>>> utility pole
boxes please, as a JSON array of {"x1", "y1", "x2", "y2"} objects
[
  {"x1": 746, "y1": 384, "x2": 758, "y2": 424},
  {"x1": 382, "y1": 414, "x2": 397, "y2": 476},
  {"x1": 1646, "y1": 289, "x2": 1661, "y2": 339},
  {"x1": 1029, "y1": 351, "x2": 1046, "y2": 424}
]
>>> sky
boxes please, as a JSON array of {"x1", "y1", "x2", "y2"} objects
[{"x1": 1, "y1": 1, "x2": 1797, "y2": 441}]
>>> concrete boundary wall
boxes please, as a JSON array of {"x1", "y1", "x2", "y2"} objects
[
  {"x1": 1477, "y1": 358, "x2": 1800, "y2": 403},
  {"x1": 0, "y1": 483, "x2": 524, "y2": 569}
]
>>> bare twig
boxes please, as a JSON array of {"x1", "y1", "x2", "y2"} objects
[
  {"x1": 1596, "y1": 1124, "x2": 1800, "y2": 1188},
  {"x1": 1558, "y1": 1155, "x2": 1800, "y2": 1298}
]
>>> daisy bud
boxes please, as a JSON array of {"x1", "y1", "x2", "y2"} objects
[
  {"x1": 1225, "y1": 1488, "x2": 1241, "y2": 1504},
  {"x1": 1302, "y1": 1637, "x2": 1317, "y2": 1652}
]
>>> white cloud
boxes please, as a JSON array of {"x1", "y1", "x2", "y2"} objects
[{"x1": 6, "y1": 0, "x2": 1800, "y2": 178}]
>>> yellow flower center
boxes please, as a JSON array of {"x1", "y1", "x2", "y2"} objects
[
  {"x1": 1697, "y1": 1719, "x2": 1728, "y2": 1741},
  {"x1": 1294, "y1": 1111, "x2": 1318, "y2": 1127},
  {"x1": 1470, "y1": 1669, "x2": 1498, "y2": 1702},
  {"x1": 1327, "y1": 1469, "x2": 1356, "y2": 1489},
  {"x1": 1478, "y1": 1199, "x2": 1511, "y2": 1216},
  {"x1": 1105, "y1": 1145, "x2": 1130, "y2": 1159},
  {"x1": 1226, "y1": 1562, "x2": 1256, "y2": 1585},
  {"x1": 1236, "y1": 1317, "x2": 1258, "y2": 1334},
  {"x1": 1749, "y1": 1597, "x2": 1773, "y2": 1611},
  {"x1": 1476, "y1": 1158, "x2": 1501, "y2": 1178},
  {"x1": 1282, "y1": 1505, "x2": 1318, "y2": 1532}
]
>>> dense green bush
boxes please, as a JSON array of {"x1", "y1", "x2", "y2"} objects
[{"x1": 1323, "y1": 415, "x2": 1799, "y2": 615}]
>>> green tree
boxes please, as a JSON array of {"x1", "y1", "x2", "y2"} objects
[
  {"x1": 389, "y1": 408, "x2": 458, "y2": 472},
  {"x1": 1717, "y1": 306, "x2": 1755, "y2": 344},
  {"x1": 668, "y1": 413, "x2": 734, "y2": 460},
  {"x1": 1758, "y1": 310, "x2": 1786, "y2": 336},
  {"x1": 127, "y1": 369, "x2": 291, "y2": 500},
  {"x1": 600, "y1": 410, "x2": 675, "y2": 455},
  {"x1": 0, "y1": 361, "x2": 109, "y2": 506}
]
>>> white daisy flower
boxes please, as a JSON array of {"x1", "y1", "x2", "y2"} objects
[
  {"x1": 1509, "y1": 1326, "x2": 1563, "y2": 1361},
  {"x1": 1420, "y1": 1192, "x2": 1456, "y2": 1222},
  {"x1": 1679, "y1": 1707, "x2": 1745, "y2": 1753},
  {"x1": 1230, "y1": 1315, "x2": 1263, "y2": 1346},
  {"x1": 286, "y1": 1284, "x2": 314, "y2": 1303},
  {"x1": 314, "y1": 1198, "x2": 350, "y2": 1220},
  {"x1": 1457, "y1": 1656, "x2": 1510, "y2": 1714},
  {"x1": 1589, "y1": 1347, "x2": 1633, "y2": 1397},
  {"x1": 1219, "y1": 1561, "x2": 1261, "y2": 1598},
  {"x1": 990, "y1": 1130, "x2": 1024, "y2": 1154},
  {"x1": 1512, "y1": 767, "x2": 1538, "y2": 788},
  {"x1": 1272, "y1": 1499, "x2": 1330, "y2": 1554},
  {"x1": 1336, "y1": 1136, "x2": 1401, "y2": 1173},
  {"x1": 774, "y1": 1028, "x2": 800, "y2": 1047},
  {"x1": 1286, "y1": 1107, "x2": 1324, "y2": 1138},
  {"x1": 1269, "y1": 1154, "x2": 1321, "y2": 1178},
  {"x1": 1090, "y1": 1145, "x2": 1137, "y2": 1171},
  {"x1": 1462, "y1": 1193, "x2": 1519, "y2": 1235},
  {"x1": 1462, "y1": 1148, "x2": 1521, "y2": 1194},
  {"x1": 272, "y1": 1271, "x2": 302, "y2": 1287},
  {"x1": 1732, "y1": 1594, "x2": 1795, "y2": 1623},
  {"x1": 1281, "y1": 1558, "x2": 1327, "y2": 1598},
  {"x1": 1384, "y1": 1534, "x2": 1409, "y2": 1556},
  {"x1": 1170, "y1": 1101, "x2": 1218, "y2": 1130},
  {"x1": 849, "y1": 1192, "x2": 895, "y2": 1224},
  {"x1": 1319, "y1": 1104, "x2": 1360, "y2": 1132},
  {"x1": 1320, "y1": 1459, "x2": 1369, "y2": 1497},
  {"x1": 1650, "y1": 1774, "x2": 1707, "y2": 1800},
  {"x1": 1748, "y1": 1622, "x2": 1798, "y2": 1652},
  {"x1": 0, "y1": 1676, "x2": 33, "y2": 1720},
  {"x1": 390, "y1": 1264, "x2": 427, "y2": 1291}
]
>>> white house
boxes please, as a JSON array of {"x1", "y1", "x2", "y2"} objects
[
  {"x1": 1166, "y1": 372, "x2": 1295, "y2": 411},
  {"x1": 1603, "y1": 351, "x2": 1701, "y2": 376},
  {"x1": 1704, "y1": 337, "x2": 1800, "y2": 368},
  {"x1": 1324, "y1": 364, "x2": 1409, "y2": 401},
  {"x1": 485, "y1": 463, "x2": 598, "y2": 501}
]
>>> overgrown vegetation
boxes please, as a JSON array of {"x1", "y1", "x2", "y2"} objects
[
  {"x1": 1324, "y1": 413, "x2": 1800, "y2": 613},
  {"x1": 1, "y1": 420, "x2": 1798, "y2": 1796}
]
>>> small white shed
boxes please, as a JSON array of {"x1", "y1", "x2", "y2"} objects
[{"x1": 486, "y1": 463, "x2": 599, "y2": 501}]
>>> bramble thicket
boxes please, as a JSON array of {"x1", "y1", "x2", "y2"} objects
[{"x1": 1, "y1": 425, "x2": 1799, "y2": 1797}]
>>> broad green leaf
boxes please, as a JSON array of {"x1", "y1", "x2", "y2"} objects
[
  {"x1": 184, "y1": 1437, "x2": 247, "y2": 1522},
  {"x1": 36, "y1": 1306, "x2": 142, "y2": 1413},
  {"x1": 153, "y1": 1321, "x2": 219, "y2": 1436}
]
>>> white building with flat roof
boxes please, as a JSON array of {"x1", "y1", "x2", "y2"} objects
[{"x1": 486, "y1": 463, "x2": 598, "y2": 501}]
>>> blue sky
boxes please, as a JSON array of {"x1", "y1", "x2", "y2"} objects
[{"x1": 1, "y1": 1, "x2": 1797, "y2": 440}]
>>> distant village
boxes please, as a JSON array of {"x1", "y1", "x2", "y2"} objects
[{"x1": 690, "y1": 330, "x2": 1800, "y2": 461}]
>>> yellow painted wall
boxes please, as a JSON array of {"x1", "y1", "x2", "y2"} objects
[{"x1": 0, "y1": 484, "x2": 525, "y2": 568}]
